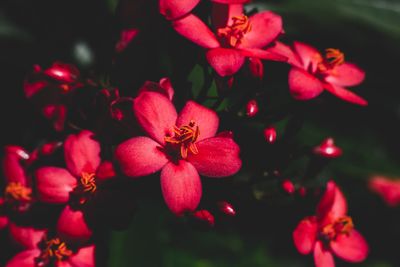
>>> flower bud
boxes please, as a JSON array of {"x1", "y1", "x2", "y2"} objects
[
  {"x1": 298, "y1": 186, "x2": 307, "y2": 197},
  {"x1": 263, "y1": 127, "x2": 277, "y2": 144},
  {"x1": 313, "y1": 137, "x2": 342, "y2": 158},
  {"x1": 246, "y1": 100, "x2": 258, "y2": 117},
  {"x1": 282, "y1": 179, "x2": 295, "y2": 194},
  {"x1": 192, "y1": 210, "x2": 215, "y2": 227},
  {"x1": 43, "y1": 62, "x2": 80, "y2": 84},
  {"x1": 217, "y1": 201, "x2": 236, "y2": 216}
]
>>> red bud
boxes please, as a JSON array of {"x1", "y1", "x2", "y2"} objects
[
  {"x1": 313, "y1": 137, "x2": 342, "y2": 158},
  {"x1": 263, "y1": 127, "x2": 277, "y2": 144},
  {"x1": 217, "y1": 201, "x2": 236, "y2": 216},
  {"x1": 192, "y1": 210, "x2": 215, "y2": 227},
  {"x1": 298, "y1": 186, "x2": 307, "y2": 197},
  {"x1": 282, "y1": 179, "x2": 295, "y2": 194},
  {"x1": 43, "y1": 62, "x2": 80, "y2": 84},
  {"x1": 246, "y1": 100, "x2": 258, "y2": 117}
]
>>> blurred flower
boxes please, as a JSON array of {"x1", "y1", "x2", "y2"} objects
[
  {"x1": 369, "y1": 176, "x2": 400, "y2": 206},
  {"x1": 293, "y1": 181, "x2": 368, "y2": 267},
  {"x1": 115, "y1": 91, "x2": 242, "y2": 215},
  {"x1": 24, "y1": 62, "x2": 83, "y2": 131},
  {"x1": 269, "y1": 41, "x2": 367, "y2": 105},
  {"x1": 246, "y1": 99, "x2": 258, "y2": 117},
  {"x1": 217, "y1": 200, "x2": 236, "y2": 216},
  {"x1": 115, "y1": 28, "x2": 140, "y2": 53},
  {"x1": 263, "y1": 127, "x2": 277, "y2": 144}
]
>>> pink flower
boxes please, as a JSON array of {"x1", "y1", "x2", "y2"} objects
[
  {"x1": 369, "y1": 176, "x2": 400, "y2": 206},
  {"x1": 6, "y1": 231, "x2": 95, "y2": 267},
  {"x1": 115, "y1": 91, "x2": 241, "y2": 215},
  {"x1": 167, "y1": 3, "x2": 285, "y2": 76},
  {"x1": 35, "y1": 130, "x2": 115, "y2": 244},
  {"x1": 269, "y1": 41, "x2": 367, "y2": 105},
  {"x1": 293, "y1": 181, "x2": 369, "y2": 267}
]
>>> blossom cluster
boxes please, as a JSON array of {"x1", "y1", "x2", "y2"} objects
[{"x1": 0, "y1": 0, "x2": 381, "y2": 266}]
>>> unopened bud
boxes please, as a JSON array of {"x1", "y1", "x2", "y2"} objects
[
  {"x1": 282, "y1": 179, "x2": 295, "y2": 194},
  {"x1": 217, "y1": 201, "x2": 236, "y2": 216},
  {"x1": 313, "y1": 137, "x2": 342, "y2": 158},
  {"x1": 192, "y1": 210, "x2": 215, "y2": 227},
  {"x1": 263, "y1": 127, "x2": 277, "y2": 144},
  {"x1": 246, "y1": 100, "x2": 258, "y2": 117}
]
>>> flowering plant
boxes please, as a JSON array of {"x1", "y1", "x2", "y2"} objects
[{"x1": 0, "y1": 0, "x2": 398, "y2": 266}]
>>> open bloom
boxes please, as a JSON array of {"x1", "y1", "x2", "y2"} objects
[
  {"x1": 6, "y1": 230, "x2": 94, "y2": 267},
  {"x1": 293, "y1": 181, "x2": 368, "y2": 267},
  {"x1": 35, "y1": 131, "x2": 115, "y2": 244},
  {"x1": 167, "y1": 2, "x2": 285, "y2": 76},
  {"x1": 369, "y1": 175, "x2": 400, "y2": 206},
  {"x1": 269, "y1": 41, "x2": 367, "y2": 105},
  {"x1": 115, "y1": 91, "x2": 241, "y2": 215}
]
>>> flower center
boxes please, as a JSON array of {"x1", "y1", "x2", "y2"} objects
[
  {"x1": 72, "y1": 172, "x2": 96, "y2": 205},
  {"x1": 320, "y1": 216, "x2": 354, "y2": 241},
  {"x1": 35, "y1": 238, "x2": 73, "y2": 267},
  {"x1": 4, "y1": 182, "x2": 32, "y2": 202},
  {"x1": 318, "y1": 48, "x2": 345, "y2": 72},
  {"x1": 217, "y1": 15, "x2": 252, "y2": 48},
  {"x1": 164, "y1": 120, "x2": 200, "y2": 159}
]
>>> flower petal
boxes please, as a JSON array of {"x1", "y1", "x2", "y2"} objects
[
  {"x1": 36, "y1": 167, "x2": 77, "y2": 204},
  {"x1": 9, "y1": 223, "x2": 45, "y2": 249},
  {"x1": 369, "y1": 176, "x2": 400, "y2": 206},
  {"x1": 239, "y1": 48, "x2": 287, "y2": 62},
  {"x1": 288, "y1": 67, "x2": 324, "y2": 100},
  {"x1": 159, "y1": 0, "x2": 200, "y2": 20},
  {"x1": 5, "y1": 249, "x2": 40, "y2": 267},
  {"x1": 57, "y1": 206, "x2": 92, "y2": 246},
  {"x1": 323, "y1": 83, "x2": 368, "y2": 106},
  {"x1": 293, "y1": 216, "x2": 317, "y2": 255},
  {"x1": 266, "y1": 41, "x2": 302, "y2": 68},
  {"x1": 95, "y1": 161, "x2": 116, "y2": 182},
  {"x1": 293, "y1": 41, "x2": 322, "y2": 72},
  {"x1": 133, "y1": 91, "x2": 177, "y2": 145},
  {"x1": 211, "y1": 0, "x2": 250, "y2": 3},
  {"x1": 172, "y1": 14, "x2": 220, "y2": 49},
  {"x1": 206, "y1": 48, "x2": 245, "y2": 77},
  {"x1": 176, "y1": 101, "x2": 219, "y2": 141},
  {"x1": 242, "y1": 11, "x2": 283, "y2": 49},
  {"x1": 317, "y1": 180, "x2": 347, "y2": 225},
  {"x1": 68, "y1": 245, "x2": 95, "y2": 267},
  {"x1": 115, "y1": 137, "x2": 169, "y2": 177},
  {"x1": 313, "y1": 241, "x2": 335, "y2": 267},
  {"x1": 138, "y1": 77, "x2": 174, "y2": 101},
  {"x1": 331, "y1": 230, "x2": 369, "y2": 262},
  {"x1": 187, "y1": 137, "x2": 241, "y2": 177},
  {"x1": 3, "y1": 146, "x2": 29, "y2": 185},
  {"x1": 161, "y1": 160, "x2": 202, "y2": 215},
  {"x1": 64, "y1": 130, "x2": 101, "y2": 177},
  {"x1": 324, "y1": 63, "x2": 365, "y2": 87}
]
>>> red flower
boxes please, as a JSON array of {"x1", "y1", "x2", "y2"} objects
[
  {"x1": 369, "y1": 176, "x2": 400, "y2": 206},
  {"x1": 167, "y1": 3, "x2": 285, "y2": 76},
  {"x1": 115, "y1": 91, "x2": 241, "y2": 215},
  {"x1": 35, "y1": 130, "x2": 115, "y2": 244},
  {"x1": 24, "y1": 62, "x2": 83, "y2": 131},
  {"x1": 293, "y1": 181, "x2": 368, "y2": 267},
  {"x1": 269, "y1": 41, "x2": 367, "y2": 105},
  {"x1": 6, "y1": 231, "x2": 95, "y2": 267}
]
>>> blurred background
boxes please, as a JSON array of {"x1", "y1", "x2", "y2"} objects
[{"x1": 0, "y1": 0, "x2": 400, "y2": 266}]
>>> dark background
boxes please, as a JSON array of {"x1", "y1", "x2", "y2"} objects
[{"x1": 0, "y1": 0, "x2": 399, "y2": 266}]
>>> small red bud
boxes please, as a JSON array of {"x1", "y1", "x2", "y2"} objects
[
  {"x1": 282, "y1": 179, "x2": 295, "y2": 194},
  {"x1": 246, "y1": 100, "x2": 259, "y2": 117},
  {"x1": 298, "y1": 186, "x2": 307, "y2": 197},
  {"x1": 40, "y1": 142, "x2": 62, "y2": 156},
  {"x1": 192, "y1": 210, "x2": 215, "y2": 227},
  {"x1": 313, "y1": 137, "x2": 342, "y2": 158},
  {"x1": 263, "y1": 127, "x2": 277, "y2": 144},
  {"x1": 43, "y1": 62, "x2": 80, "y2": 84},
  {"x1": 217, "y1": 201, "x2": 236, "y2": 216}
]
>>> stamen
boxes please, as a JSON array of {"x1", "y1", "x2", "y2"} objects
[
  {"x1": 321, "y1": 216, "x2": 354, "y2": 241},
  {"x1": 80, "y1": 172, "x2": 97, "y2": 193},
  {"x1": 325, "y1": 48, "x2": 345, "y2": 67},
  {"x1": 217, "y1": 15, "x2": 252, "y2": 47},
  {"x1": 165, "y1": 120, "x2": 200, "y2": 159},
  {"x1": 4, "y1": 182, "x2": 32, "y2": 202},
  {"x1": 35, "y1": 238, "x2": 73, "y2": 266}
]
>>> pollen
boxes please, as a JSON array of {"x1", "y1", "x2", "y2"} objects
[
  {"x1": 321, "y1": 216, "x2": 354, "y2": 240},
  {"x1": 165, "y1": 120, "x2": 200, "y2": 159},
  {"x1": 4, "y1": 182, "x2": 32, "y2": 202},
  {"x1": 35, "y1": 238, "x2": 73, "y2": 266},
  {"x1": 217, "y1": 15, "x2": 252, "y2": 47},
  {"x1": 80, "y1": 172, "x2": 97, "y2": 193}
]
